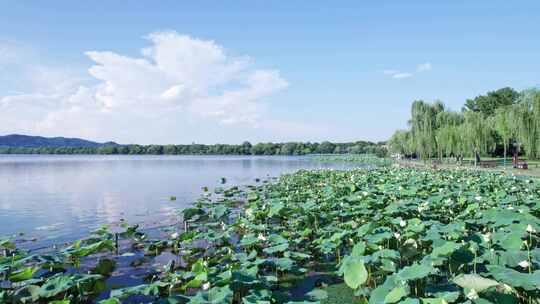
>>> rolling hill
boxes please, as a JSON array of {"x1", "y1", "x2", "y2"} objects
[{"x1": 0, "y1": 134, "x2": 119, "y2": 148}]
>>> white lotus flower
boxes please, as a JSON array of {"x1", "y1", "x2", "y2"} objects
[
  {"x1": 526, "y1": 224, "x2": 536, "y2": 233},
  {"x1": 482, "y1": 233, "x2": 491, "y2": 242},
  {"x1": 257, "y1": 233, "x2": 267, "y2": 241},
  {"x1": 475, "y1": 196, "x2": 482, "y2": 201},
  {"x1": 202, "y1": 282, "x2": 211, "y2": 290},
  {"x1": 245, "y1": 208, "x2": 253, "y2": 217},
  {"x1": 399, "y1": 220, "x2": 407, "y2": 227},
  {"x1": 362, "y1": 191, "x2": 368, "y2": 196},
  {"x1": 511, "y1": 186, "x2": 517, "y2": 191},
  {"x1": 170, "y1": 232, "x2": 179, "y2": 239},
  {"x1": 404, "y1": 238, "x2": 418, "y2": 248},
  {"x1": 393, "y1": 232, "x2": 401, "y2": 240},
  {"x1": 518, "y1": 260, "x2": 530, "y2": 269},
  {"x1": 466, "y1": 289, "x2": 479, "y2": 300},
  {"x1": 507, "y1": 206, "x2": 514, "y2": 210}
]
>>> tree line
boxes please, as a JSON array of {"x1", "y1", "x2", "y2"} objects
[
  {"x1": 388, "y1": 87, "x2": 540, "y2": 162},
  {"x1": 0, "y1": 141, "x2": 387, "y2": 157}
]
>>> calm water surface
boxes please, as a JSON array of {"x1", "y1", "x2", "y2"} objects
[{"x1": 0, "y1": 155, "x2": 355, "y2": 247}]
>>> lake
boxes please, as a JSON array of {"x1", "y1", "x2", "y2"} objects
[{"x1": 0, "y1": 155, "x2": 355, "y2": 248}]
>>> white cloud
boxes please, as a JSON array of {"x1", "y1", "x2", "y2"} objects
[
  {"x1": 392, "y1": 73, "x2": 413, "y2": 79},
  {"x1": 0, "y1": 32, "x2": 325, "y2": 143},
  {"x1": 383, "y1": 62, "x2": 432, "y2": 80},
  {"x1": 0, "y1": 45, "x2": 17, "y2": 64},
  {"x1": 416, "y1": 62, "x2": 432, "y2": 72}
]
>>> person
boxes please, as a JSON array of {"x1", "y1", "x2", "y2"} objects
[{"x1": 475, "y1": 150, "x2": 481, "y2": 166}]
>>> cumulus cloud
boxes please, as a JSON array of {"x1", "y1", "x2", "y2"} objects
[
  {"x1": 0, "y1": 31, "x2": 306, "y2": 143},
  {"x1": 383, "y1": 62, "x2": 432, "y2": 79}
]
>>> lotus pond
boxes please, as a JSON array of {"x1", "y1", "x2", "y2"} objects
[
  {"x1": 309, "y1": 155, "x2": 393, "y2": 167},
  {"x1": 1, "y1": 167, "x2": 540, "y2": 303}
]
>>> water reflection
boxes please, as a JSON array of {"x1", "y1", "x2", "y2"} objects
[{"x1": 0, "y1": 155, "x2": 357, "y2": 246}]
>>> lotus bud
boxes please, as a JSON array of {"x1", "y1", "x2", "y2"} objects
[
  {"x1": 518, "y1": 260, "x2": 530, "y2": 269},
  {"x1": 202, "y1": 282, "x2": 211, "y2": 290},
  {"x1": 526, "y1": 224, "x2": 536, "y2": 233},
  {"x1": 399, "y1": 220, "x2": 406, "y2": 227},
  {"x1": 466, "y1": 289, "x2": 479, "y2": 300}
]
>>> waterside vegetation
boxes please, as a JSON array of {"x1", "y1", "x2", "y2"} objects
[
  {"x1": 388, "y1": 87, "x2": 540, "y2": 162},
  {"x1": 1, "y1": 166, "x2": 540, "y2": 303},
  {"x1": 0, "y1": 141, "x2": 387, "y2": 157}
]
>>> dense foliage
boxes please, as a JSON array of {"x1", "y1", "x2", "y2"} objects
[
  {"x1": 2, "y1": 167, "x2": 539, "y2": 303},
  {"x1": 0, "y1": 141, "x2": 387, "y2": 156},
  {"x1": 389, "y1": 87, "x2": 540, "y2": 161}
]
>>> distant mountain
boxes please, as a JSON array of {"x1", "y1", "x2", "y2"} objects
[{"x1": 0, "y1": 134, "x2": 119, "y2": 148}]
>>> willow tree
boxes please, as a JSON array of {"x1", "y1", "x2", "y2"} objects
[
  {"x1": 509, "y1": 89, "x2": 540, "y2": 159},
  {"x1": 388, "y1": 130, "x2": 413, "y2": 157},
  {"x1": 410, "y1": 100, "x2": 444, "y2": 160},
  {"x1": 435, "y1": 111, "x2": 463, "y2": 161},
  {"x1": 462, "y1": 111, "x2": 494, "y2": 165},
  {"x1": 492, "y1": 107, "x2": 513, "y2": 166}
]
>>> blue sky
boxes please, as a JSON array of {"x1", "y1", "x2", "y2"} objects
[{"x1": 1, "y1": 1, "x2": 539, "y2": 144}]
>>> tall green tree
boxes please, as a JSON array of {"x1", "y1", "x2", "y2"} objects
[
  {"x1": 409, "y1": 100, "x2": 444, "y2": 160},
  {"x1": 463, "y1": 87, "x2": 519, "y2": 116},
  {"x1": 492, "y1": 107, "x2": 513, "y2": 165}
]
